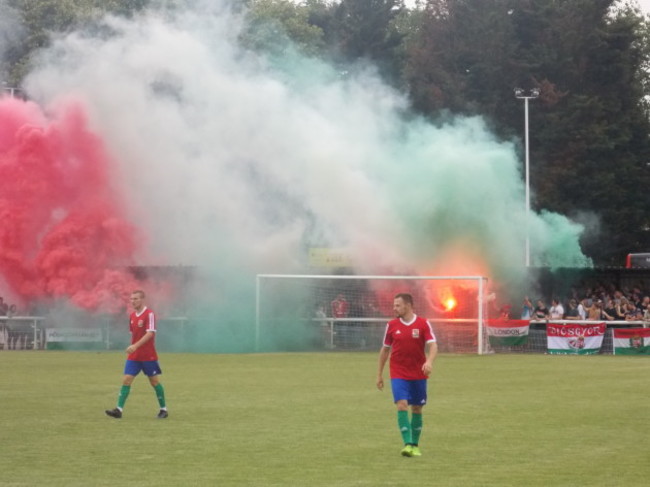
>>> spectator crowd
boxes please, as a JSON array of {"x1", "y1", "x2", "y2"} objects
[{"x1": 513, "y1": 282, "x2": 650, "y2": 323}]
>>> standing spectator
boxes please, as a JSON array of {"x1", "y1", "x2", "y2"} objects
[
  {"x1": 521, "y1": 296, "x2": 534, "y2": 320},
  {"x1": 376, "y1": 293, "x2": 437, "y2": 458},
  {"x1": 549, "y1": 298, "x2": 565, "y2": 320},
  {"x1": 632, "y1": 287, "x2": 644, "y2": 307},
  {"x1": 577, "y1": 298, "x2": 590, "y2": 320},
  {"x1": 643, "y1": 302, "x2": 650, "y2": 324},
  {"x1": 603, "y1": 298, "x2": 619, "y2": 321},
  {"x1": 624, "y1": 301, "x2": 640, "y2": 321},
  {"x1": 105, "y1": 290, "x2": 168, "y2": 419},
  {"x1": 613, "y1": 298, "x2": 627, "y2": 320},
  {"x1": 499, "y1": 304, "x2": 512, "y2": 319},
  {"x1": 564, "y1": 299, "x2": 581, "y2": 320},
  {"x1": 361, "y1": 293, "x2": 381, "y2": 317},
  {"x1": 314, "y1": 303, "x2": 327, "y2": 321},
  {"x1": 533, "y1": 300, "x2": 549, "y2": 320},
  {"x1": 330, "y1": 293, "x2": 350, "y2": 347},
  {"x1": 599, "y1": 300, "x2": 615, "y2": 321},
  {"x1": 0, "y1": 298, "x2": 8, "y2": 350},
  {"x1": 314, "y1": 303, "x2": 332, "y2": 349},
  {"x1": 613, "y1": 289, "x2": 624, "y2": 305},
  {"x1": 331, "y1": 294, "x2": 349, "y2": 319},
  {"x1": 587, "y1": 300, "x2": 605, "y2": 321}
]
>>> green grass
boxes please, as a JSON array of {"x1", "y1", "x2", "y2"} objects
[{"x1": 1, "y1": 352, "x2": 649, "y2": 486}]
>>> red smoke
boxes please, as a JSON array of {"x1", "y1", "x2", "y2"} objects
[{"x1": 0, "y1": 96, "x2": 145, "y2": 313}]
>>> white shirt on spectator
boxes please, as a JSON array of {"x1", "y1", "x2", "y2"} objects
[
  {"x1": 550, "y1": 303, "x2": 564, "y2": 319},
  {"x1": 577, "y1": 303, "x2": 587, "y2": 320}
]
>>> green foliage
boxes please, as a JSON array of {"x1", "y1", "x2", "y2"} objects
[
  {"x1": 2, "y1": 0, "x2": 150, "y2": 83},
  {"x1": 241, "y1": 0, "x2": 326, "y2": 56},
  {"x1": 331, "y1": 0, "x2": 406, "y2": 82}
]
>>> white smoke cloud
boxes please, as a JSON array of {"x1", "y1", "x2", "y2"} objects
[{"x1": 23, "y1": 2, "x2": 589, "y2": 282}]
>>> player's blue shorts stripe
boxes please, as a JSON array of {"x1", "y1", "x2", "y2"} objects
[
  {"x1": 124, "y1": 360, "x2": 162, "y2": 377},
  {"x1": 390, "y1": 378, "x2": 427, "y2": 405}
]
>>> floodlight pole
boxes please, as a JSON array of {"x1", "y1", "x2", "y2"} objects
[{"x1": 514, "y1": 88, "x2": 539, "y2": 268}]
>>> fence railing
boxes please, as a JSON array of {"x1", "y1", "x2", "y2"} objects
[
  {"x1": 0, "y1": 316, "x2": 190, "y2": 351},
  {"x1": 1, "y1": 315, "x2": 647, "y2": 353},
  {"x1": 0, "y1": 317, "x2": 46, "y2": 350}
]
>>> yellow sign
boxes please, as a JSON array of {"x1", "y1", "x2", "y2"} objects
[{"x1": 309, "y1": 248, "x2": 354, "y2": 268}]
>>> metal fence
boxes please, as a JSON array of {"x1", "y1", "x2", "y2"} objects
[{"x1": 1, "y1": 316, "x2": 645, "y2": 354}]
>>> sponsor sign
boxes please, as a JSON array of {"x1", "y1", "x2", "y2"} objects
[{"x1": 46, "y1": 328, "x2": 102, "y2": 343}]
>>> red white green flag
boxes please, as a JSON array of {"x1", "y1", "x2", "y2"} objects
[
  {"x1": 546, "y1": 323, "x2": 606, "y2": 355},
  {"x1": 487, "y1": 319, "x2": 529, "y2": 346},
  {"x1": 613, "y1": 328, "x2": 650, "y2": 355}
]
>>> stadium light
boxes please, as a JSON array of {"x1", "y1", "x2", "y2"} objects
[{"x1": 514, "y1": 87, "x2": 540, "y2": 267}]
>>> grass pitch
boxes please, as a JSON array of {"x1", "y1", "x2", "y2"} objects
[{"x1": 1, "y1": 351, "x2": 649, "y2": 486}]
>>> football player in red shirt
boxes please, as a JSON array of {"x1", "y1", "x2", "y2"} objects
[
  {"x1": 377, "y1": 293, "x2": 437, "y2": 457},
  {"x1": 105, "y1": 290, "x2": 168, "y2": 419}
]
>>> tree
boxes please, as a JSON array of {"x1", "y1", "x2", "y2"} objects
[
  {"x1": 241, "y1": 0, "x2": 326, "y2": 57},
  {"x1": 405, "y1": 0, "x2": 520, "y2": 119},
  {"x1": 331, "y1": 0, "x2": 407, "y2": 83},
  {"x1": 2, "y1": 0, "x2": 150, "y2": 84},
  {"x1": 405, "y1": 0, "x2": 650, "y2": 264}
]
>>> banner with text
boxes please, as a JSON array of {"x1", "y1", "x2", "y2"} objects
[
  {"x1": 46, "y1": 328, "x2": 102, "y2": 343},
  {"x1": 546, "y1": 323, "x2": 606, "y2": 355},
  {"x1": 613, "y1": 328, "x2": 650, "y2": 355},
  {"x1": 487, "y1": 319, "x2": 530, "y2": 346}
]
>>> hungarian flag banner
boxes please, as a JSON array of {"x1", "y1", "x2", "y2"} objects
[
  {"x1": 613, "y1": 328, "x2": 650, "y2": 355},
  {"x1": 546, "y1": 323, "x2": 606, "y2": 355},
  {"x1": 487, "y1": 319, "x2": 529, "y2": 346}
]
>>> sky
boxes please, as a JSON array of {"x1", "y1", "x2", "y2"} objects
[{"x1": 639, "y1": 0, "x2": 650, "y2": 14}]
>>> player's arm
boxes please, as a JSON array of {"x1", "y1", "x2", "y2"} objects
[
  {"x1": 126, "y1": 331, "x2": 154, "y2": 354},
  {"x1": 376, "y1": 346, "x2": 390, "y2": 390},
  {"x1": 422, "y1": 340, "x2": 438, "y2": 376}
]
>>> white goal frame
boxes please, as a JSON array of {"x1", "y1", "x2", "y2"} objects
[{"x1": 255, "y1": 274, "x2": 490, "y2": 354}]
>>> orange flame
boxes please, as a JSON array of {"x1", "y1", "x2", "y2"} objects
[{"x1": 444, "y1": 297, "x2": 457, "y2": 312}]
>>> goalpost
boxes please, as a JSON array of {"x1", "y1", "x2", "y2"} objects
[{"x1": 255, "y1": 274, "x2": 490, "y2": 354}]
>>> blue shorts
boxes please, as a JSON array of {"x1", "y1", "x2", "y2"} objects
[
  {"x1": 391, "y1": 378, "x2": 427, "y2": 406},
  {"x1": 124, "y1": 360, "x2": 162, "y2": 377}
]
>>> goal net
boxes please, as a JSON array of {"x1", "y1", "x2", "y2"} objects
[{"x1": 255, "y1": 275, "x2": 490, "y2": 354}]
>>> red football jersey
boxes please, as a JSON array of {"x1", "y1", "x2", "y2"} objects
[
  {"x1": 331, "y1": 298, "x2": 349, "y2": 318},
  {"x1": 382, "y1": 314, "x2": 436, "y2": 380},
  {"x1": 128, "y1": 306, "x2": 158, "y2": 361}
]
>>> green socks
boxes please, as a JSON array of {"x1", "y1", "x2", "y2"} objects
[
  {"x1": 116, "y1": 383, "x2": 166, "y2": 411},
  {"x1": 117, "y1": 385, "x2": 131, "y2": 409},
  {"x1": 411, "y1": 413, "x2": 423, "y2": 446},
  {"x1": 153, "y1": 383, "x2": 166, "y2": 409},
  {"x1": 397, "y1": 411, "x2": 424, "y2": 446},
  {"x1": 397, "y1": 410, "x2": 412, "y2": 445}
]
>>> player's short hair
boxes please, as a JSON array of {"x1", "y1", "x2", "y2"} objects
[
  {"x1": 394, "y1": 293, "x2": 413, "y2": 306},
  {"x1": 131, "y1": 290, "x2": 146, "y2": 298}
]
